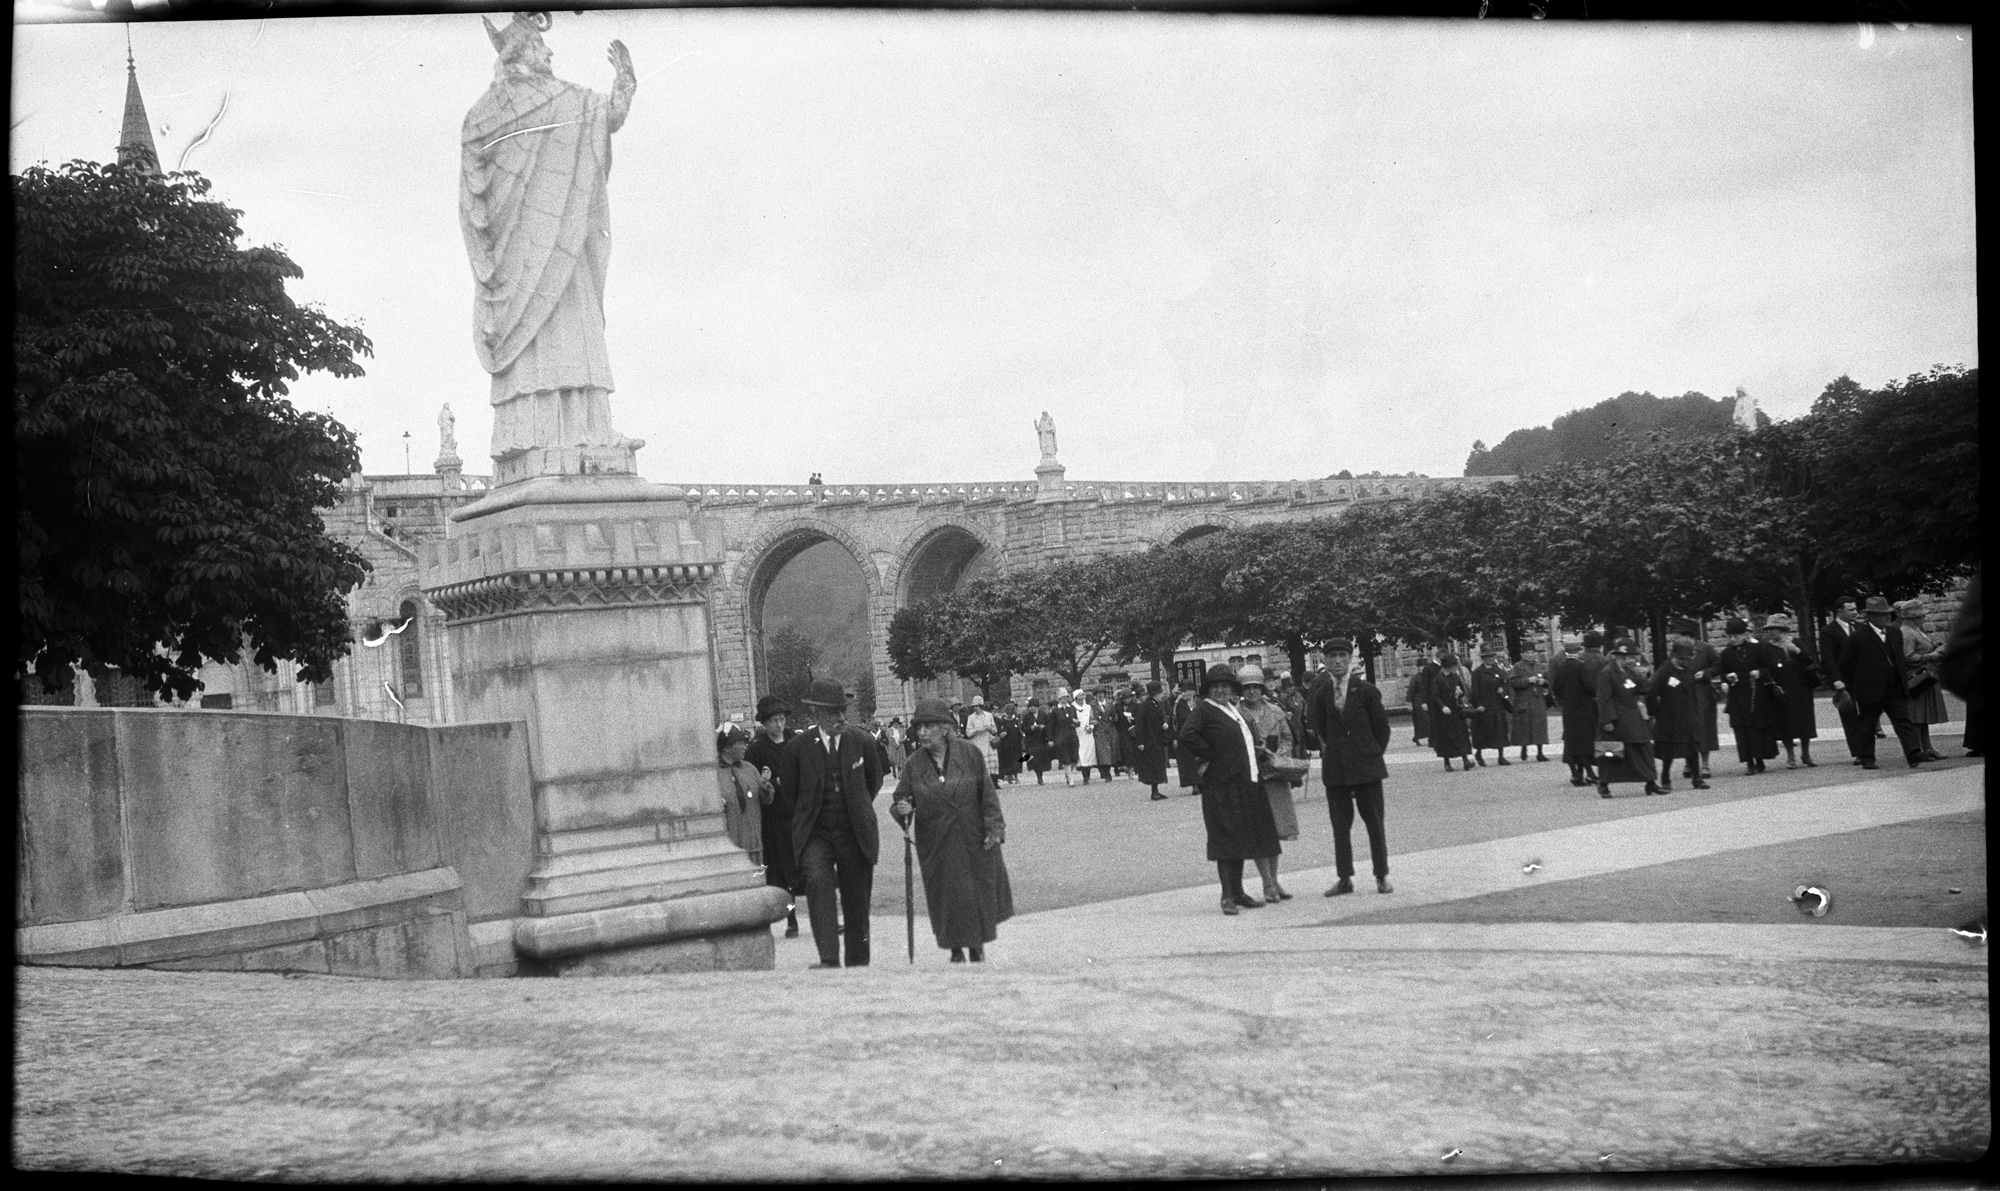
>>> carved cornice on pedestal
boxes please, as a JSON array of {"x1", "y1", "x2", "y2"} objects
[{"x1": 428, "y1": 563, "x2": 718, "y2": 624}]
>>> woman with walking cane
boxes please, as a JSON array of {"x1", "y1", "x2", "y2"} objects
[{"x1": 891, "y1": 698, "x2": 1013, "y2": 963}]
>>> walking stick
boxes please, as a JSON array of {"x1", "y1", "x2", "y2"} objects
[{"x1": 902, "y1": 818, "x2": 916, "y2": 964}]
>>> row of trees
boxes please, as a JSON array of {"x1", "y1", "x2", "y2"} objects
[{"x1": 891, "y1": 367, "x2": 1979, "y2": 692}]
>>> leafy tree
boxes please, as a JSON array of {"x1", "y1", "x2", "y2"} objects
[
  {"x1": 763, "y1": 626, "x2": 821, "y2": 708},
  {"x1": 15, "y1": 161, "x2": 374, "y2": 699},
  {"x1": 1466, "y1": 389, "x2": 1754, "y2": 476}
]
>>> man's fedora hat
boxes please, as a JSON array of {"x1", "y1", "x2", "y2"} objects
[
  {"x1": 1763, "y1": 613, "x2": 1795, "y2": 631},
  {"x1": 1861, "y1": 595, "x2": 1894, "y2": 615},
  {"x1": 799, "y1": 678, "x2": 851, "y2": 708},
  {"x1": 910, "y1": 697, "x2": 955, "y2": 728}
]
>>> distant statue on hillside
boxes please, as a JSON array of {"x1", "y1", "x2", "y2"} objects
[
  {"x1": 460, "y1": 11, "x2": 644, "y2": 484},
  {"x1": 1035, "y1": 412, "x2": 1058, "y2": 461},
  {"x1": 438, "y1": 403, "x2": 458, "y2": 457}
]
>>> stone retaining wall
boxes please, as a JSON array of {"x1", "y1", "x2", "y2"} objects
[{"x1": 16, "y1": 709, "x2": 532, "y2": 979}]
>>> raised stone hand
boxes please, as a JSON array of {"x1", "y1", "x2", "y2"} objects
[{"x1": 608, "y1": 39, "x2": 634, "y2": 82}]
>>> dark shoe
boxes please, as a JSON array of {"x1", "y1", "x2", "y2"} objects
[
  {"x1": 1376, "y1": 877, "x2": 1394, "y2": 894},
  {"x1": 1923, "y1": 749, "x2": 1943, "y2": 762},
  {"x1": 1221, "y1": 896, "x2": 1240, "y2": 916},
  {"x1": 969, "y1": 947, "x2": 984, "y2": 963},
  {"x1": 1851, "y1": 758, "x2": 1865, "y2": 766},
  {"x1": 1598, "y1": 784, "x2": 1613, "y2": 798},
  {"x1": 1537, "y1": 754, "x2": 1550, "y2": 762},
  {"x1": 950, "y1": 948, "x2": 966, "y2": 963},
  {"x1": 1658, "y1": 782, "x2": 1673, "y2": 793},
  {"x1": 1274, "y1": 885, "x2": 1293, "y2": 901},
  {"x1": 1907, "y1": 753, "x2": 1924, "y2": 769},
  {"x1": 1443, "y1": 760, "x2": 1454, "y2": 771},
  {"x1": 1786, "y1": 758, "x2": 1798, "y2": 770},
  {"x1": 1692, "y1": 779, "x2": 1711, "y2": 790},
  {"x1": 1150, "y1": 791, "x2": 1167, "y2": 801},
  {"x1": 1569, "y1": 777, "x2": 1587, "y2": 787},
  {"x1": 1475, "y1": 754, "x2": 1487, "y2": 767},
  {"x1": 1325, "y1": 878, "x2": 1355, "y2": 897},
  {"x1": 1644, "y1": 783, "x2": 1664, "y2": 796},
  {"x1": 1860, "y1": 759, "x2": 1880, "y2": 770},
  {"x1": 1235, "y1": 893, "x2": 1266, "y2": 909},
  {"x1": 1497, "y1": 757, "x2": 1511, "y2": 766},
  {"x1": 1801, "y1": 756, "x2": 1817, "y2": 768},
  {"x1": 812, "y1": 961, "x2": 840, "y2": 969},
  {"x1": 784, "y1": 911, "x2": 799, "y2": 939}
]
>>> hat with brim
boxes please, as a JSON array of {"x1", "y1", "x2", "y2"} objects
[
  {"x1": 1325, "y1": 640, "x2": 1355, "y2": 657},
  {"x1": 1581, "y1": 631, "x2": 1605, "y2": 648},
  {"x1": 1861, "y1": 595, "x2": 1894, "y2": 615},
  {"x1": 754, "y1": 695, "x2": 788, "y2": 723},
  {"x1": 1236, "y1": 664, "x2": 1267, "y2": 689},
  {"x1": 1724, "y1": 617, "x2": 1750, "y2": 635},
  {"x1": 1200, "y1": 663, "x2": 1241, "y2": 694},
  {"x1": 1612, "y1": 638, "x2": 1637, "y2": 655},
  {"x1": 910, "y1": 697, "x2": 955, "y2": 728},
  {"x1": 715, "y1": 721, "x2": 749, "y2": 750},
  {"x1": 1670, "y1": 618, "x2": 1700, "y2": 636},
  {"x1": 1670, "y1": 640, "x2": 1695, "y2": 657},
  {"x1": 800, "y1": 678, "x2": 851, "y2": 708},
  {"x1": 1763, "y1": 614, "x2": 1794, "y2": 631}
]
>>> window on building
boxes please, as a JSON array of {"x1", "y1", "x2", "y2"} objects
[
  {"x1": 311, "y1": 679, "x2": 339, "y2": 707},
  {"x1": 97, "y1": 672, "x2": 161, "y2": 708},
  {"x1": 19, "y1": 669, "x2": 75, "y2": 705},
  {"x1": 398, "y1": 599, "x2": 423, "y2": 697},
  {"x1": 199, "y1": 693, "x2": 233, "y2": 710}
]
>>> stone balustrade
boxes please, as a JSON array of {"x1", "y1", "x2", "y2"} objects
[{"x1": 675, "y1": 474, "x2": 1505, "y2": 507}]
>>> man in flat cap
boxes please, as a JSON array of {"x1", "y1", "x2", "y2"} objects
[{"x1": 779, "y1": 679, "x2": 886, "y2": 966}]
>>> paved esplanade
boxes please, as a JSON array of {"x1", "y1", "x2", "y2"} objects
[{"x1": 14, "y1": 764, "x2": 1985, "y2": 1179}]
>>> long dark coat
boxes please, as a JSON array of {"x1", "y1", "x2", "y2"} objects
[
  {"x1": 1686, "y1": 640, "x2": 1724, "y2": 751},
  {"x1": 1596, "y1": 660, "x2": 1654, "y2": 744},
  {"x1": 1549, "y1": 655, "x2": 1597, "y2": 765},
  {"x1": 1132, "y1": 697, "x2": 1171, "y2": 785},
  {"x1": 1309, "y1": 672, "x2": 1391, "y2": 787},
  {"x1": 779, "y1": 724, "x2": 887, "y2": 865},
  {"x1": 1719, "y1": 640, "x2": 1785, "y2": 762},
  {"x1": 995, "y1": 710, "x2": 1024, "y2": 776},
  {"x1": 1423, "y1": 667, "x2": 1474, "y2": 758},
  {"x1": 1406, "y1": 666, "x2": 1434, "y2": 741},
  {"x1": 1646, "y1": 659, "x2": 1703, "y2": 754},
  {"x1": 1508, "y1": 660, "x2": 1551, "y2": 747},
  {"x1": 1051, "y1": 703, "x2": 1080, "y2": 767},
  {"x1": 1767, "y1": 645, "x2": 1821, "y2": 741},
  {"x1": 1091, "y1": 702, "x2": 1122, "y2": 769},
  {"x1": 745, "y1": 729, "x2": 797, "y2": 891},
  {"x1": 1469, "y1": 662, "x2": 1514, "y2": 749},
  {"x1": 1176, "y1": 700, "x2": 1281, "y2": 861},
  {"x1": 897, "y1": 738, "x2": 1014, "y2": 949},
  {"x1": 1172, "y1": 695, "x2": 1201, "y2": 788},
  {"x1": 1021, "y1": 703, "x2": 1054, "y2": 774}
]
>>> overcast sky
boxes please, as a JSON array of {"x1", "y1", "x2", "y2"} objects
[{"x1": 12, "y1": 12, "x2": 1976, "y2": 483}]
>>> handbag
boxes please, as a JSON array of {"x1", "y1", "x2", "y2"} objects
[
  {"x1": 1906, "y1": 668, "x2": 1938, "y2": 697},
  {"x1": 1832, "y1": 688, "x2": 1857, "y2": 716}
]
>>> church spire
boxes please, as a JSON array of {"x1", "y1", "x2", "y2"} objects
[{"x1": 117, "y1": 32, "x2": 161, "y2": 174}]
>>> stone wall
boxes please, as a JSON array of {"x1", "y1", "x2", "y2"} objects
[{"x1": 16, "y1": 709, "x2": 533, "y2": 979}]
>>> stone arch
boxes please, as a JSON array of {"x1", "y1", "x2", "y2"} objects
[
  {"x1": 729, "y1": 517, "x2": 885, "y2": 605},
  {"x1": 888, "y1": 515, "x2": 1004, "y2": 608},
  {"x1": 1159, "y1": 513, "x2": 1242, "y2": 547},
  {"x1": 726, "y1": 518, "x2": 884, "y2": 709}
]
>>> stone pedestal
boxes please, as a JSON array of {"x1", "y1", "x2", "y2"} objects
[
  {"x1": 420, "y1": 474, "x2": 787, "y2": 974},
  {"x1": 1034, "y1": 459, "x2": 1068, "y2": 501}
]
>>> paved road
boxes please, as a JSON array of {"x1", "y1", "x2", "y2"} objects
[
  {"x1": 866, "y1": 726, "x2": 1975, "y2": 919},
  {"x1": 15, "y1": 742, "x2": 1985, "y2": 1181}
]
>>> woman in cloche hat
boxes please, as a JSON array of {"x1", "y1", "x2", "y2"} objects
[
  {"x1": 1175, "y1": 664, "x2": 1283, "y2": 916},
  {"x1": 1236, "y1": 664, "x2": 1300, "y2": 902},
  {"x1": 1758, "y1": 614, "x2": 1822, "y2": 769},
  {"x1": 745, "y1": 695, "x2": 799, "y2": 937},
  {"x1": 891, "y1": 698, "x2": 1013, "y2": 962},
  {"x1": 716, "y1": 721, "x2": 772, "y2": 868}
]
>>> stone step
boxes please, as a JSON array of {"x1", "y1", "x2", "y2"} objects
[
  {"x1": 528, "y1": 834, "x2": 743, "y2": 880},
  {"x1": 521, "y1": 864, "x2": 769, "y2": 919}
]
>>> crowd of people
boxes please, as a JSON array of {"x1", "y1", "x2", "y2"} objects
[
  {"x1": 714, "y1": 582, "x2": 1980, "y2": 960},
  {"x1": 1401, "y1": 596, "x2": 1975, "y2": 797}
]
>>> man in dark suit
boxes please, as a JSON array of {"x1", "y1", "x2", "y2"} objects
[
  {"x1": 1820, "y1": 597, "x2": 1866, "y2": 763},
  {"x1": 1833, "y1": 595, "x2": 1925, "y2": 770},
  {"x1": 778, "y1": 678, "x2": 886, "y2": 967},
  {"x1": 1134, "y1": 680, "x2": 1172, "y2": 800},
  {"x1": 1309, "y1": 640, "x2": 1394, "y2": 896}
]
